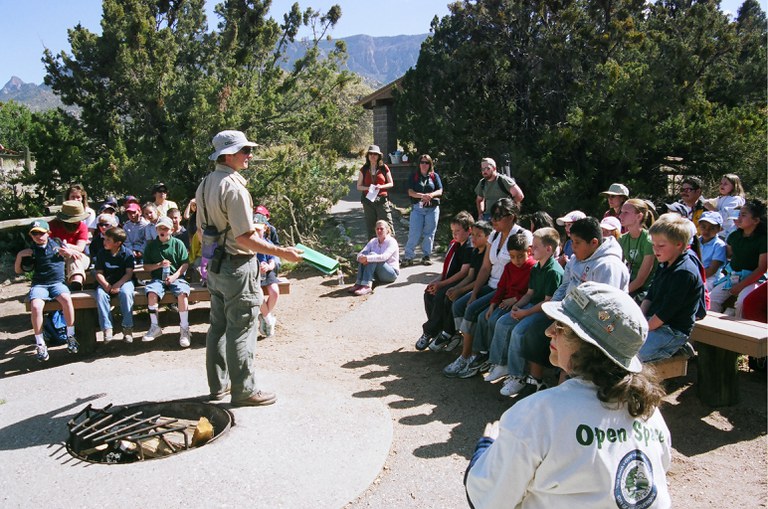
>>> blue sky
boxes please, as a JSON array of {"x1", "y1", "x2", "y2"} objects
[{"x1": 0, "y1": 0, "x2": 762, "y2": 85}]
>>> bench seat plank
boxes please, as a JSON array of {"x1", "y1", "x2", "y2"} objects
[{"x1": 689, "y1": 311, "x2": 767, "y2": 358}]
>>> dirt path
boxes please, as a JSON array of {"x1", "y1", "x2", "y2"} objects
[{"x1": 0, "y1": 188, "x2": 765, "y2": 507}]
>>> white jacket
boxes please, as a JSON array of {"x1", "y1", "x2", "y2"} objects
[{"x1": 466, "y1": 378, "x2": 672, "y2": 509}]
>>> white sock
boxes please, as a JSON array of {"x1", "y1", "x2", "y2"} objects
[
  {"x1": 66, "y1": 326, "x2": 75, "y2": 336},
  {"x1": 34, "y1": 334, "x2": 45, "y2": 346},
  {"x1": 179, "y1": 311, "x2": 189, "y2": 328},
  {"x1": 148, "y1": 305, "x2": 159, "y2": 325}
]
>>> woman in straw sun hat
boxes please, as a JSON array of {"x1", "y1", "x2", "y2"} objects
[
  {"x1": 356, "y1": 144, "x2": 395, "y2": 239},
  {"x1": 466, "y1": 282, "x2": 671, "y2": 509}
]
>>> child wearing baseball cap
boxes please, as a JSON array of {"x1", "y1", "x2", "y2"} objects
[
  {"x1": 15, "y1": 219, "x2": 79, "y2": 361},
  {"x1": 698, "y1": 211, "x2": 727, "y2": 285}
]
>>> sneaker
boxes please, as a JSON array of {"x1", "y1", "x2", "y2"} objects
[
  {"x1": 179, "y1": 326, "x2": 191, "y2": 348},
  {"x1": 258, "y1": 314, "x2": 267, "y2": 336},
  {"x1": 500, "y1": 376, "x2": 527, "y2": 397},
  {"x1": 469, "y1": 352, "x2": 490, "y2": 371},
  {"x1": 66, "y1": 335, "x2": 79, "y2": 354},
  {"x1": 35, "y1": 344, "x2": 49, "y2": 362},
  {"x1": 142, "y1": 324, "x2": 163, "y2": 342},
  {"x1": 353, "y1": 285, "x2": 372, "y2": 296},
  {"x1": 443, "y1": 356, "x2": 471, "y2": 378},
  {"x1": 484, "y1": 364, "x2": 509, "y2": 382},
  {"x1": 264, "y1": 314, "x2": 276, "y2": 337},
  {"x1": 123, "y1": 328, "x2": 134, "y2": 343},
  {"x1": 458, "y1": 354, "x2": 485, "y2": 378},
  {"x1": 103, "y1": 328, "x2": 114, "y2": 342},
  {"x1": 415, "y1": 333, "x2": 432, "y2": 351},
  {"x1": 401, "y1": 258, "x2": 413, "y2": 267},
  {"x1": 429, "y1": 331, "x2": 451, "y2": 352},
  {"x1": 445, "y1": 333, "x2": 463, "y2": 352},
  {"x1": 347, "y1": 284, "x2": 362, "y2": 294},
  {"x1": 515, "y1": 376, "x2": 548, "y2": 400},
  {"x1": 422, "y1": 256, "x2": 432, "y2": 266}
]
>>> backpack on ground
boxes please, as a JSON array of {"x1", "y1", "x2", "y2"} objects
[{"x1": 42, "y1": 310, "x2": 68, "y2": 346}]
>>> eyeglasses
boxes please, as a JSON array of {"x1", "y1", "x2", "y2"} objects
[
  {"x1": 680, "y1": 187, "x2": 695, "y2": 192},
  {"x1": 481, "y1": 166, "x2": 491, "y2": 171},
  {"x1": 30, "y1": 231, "x2": 46, "y2": 236},
  {"x1": 97, "y1": 222, "x2": 112, "y2": 228},
  {"x1": 239, "y1": 146, "x2": 253, "y2": 155}
]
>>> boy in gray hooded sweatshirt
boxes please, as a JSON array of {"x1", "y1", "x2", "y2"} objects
[{"x1": 513, "y1": 217, "x2": 630, "y2": 398}]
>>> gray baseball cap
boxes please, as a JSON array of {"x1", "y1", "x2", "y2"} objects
[{"x1": 542, "y1": 282, "x2": 648, "y2": 373}]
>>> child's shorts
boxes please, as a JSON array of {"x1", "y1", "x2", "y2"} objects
[
  {"x1": 144, "y1": 279, "x2": 191, "y2": 299},
  {"x1": 260, "y1": 270, "x2": 279, "y2": 287},
  {"x1": 28, "y1": 282, "x2": 70, "y2": 301}
]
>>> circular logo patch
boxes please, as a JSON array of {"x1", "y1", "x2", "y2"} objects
[{"x1": 614, "y1": 449, "x2": 657, "y2": 509}]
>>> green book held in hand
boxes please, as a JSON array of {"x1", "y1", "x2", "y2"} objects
[{"x1": 295, "y1": 243, "x2": 340, "y2": 275}]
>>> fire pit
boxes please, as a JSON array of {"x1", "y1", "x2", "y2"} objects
[{"x1": 66, "y1": 400, "x2": 234, "y2": 464}]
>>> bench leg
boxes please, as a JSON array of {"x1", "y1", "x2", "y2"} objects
[
  {"x1": 75, "y1": 308, "x2": 98, "y2": 355},
  {"x1": 696, "y1": 342, "x2": 740, "y2": 407}
]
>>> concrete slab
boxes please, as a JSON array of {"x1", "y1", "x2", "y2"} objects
[{"x1": 0, "y1": 361, "x2": 392, "y2": 508}]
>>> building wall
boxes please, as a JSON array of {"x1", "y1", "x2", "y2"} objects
[{"x1": 373, "y1": 103, "x2": 397, "y2": 157}]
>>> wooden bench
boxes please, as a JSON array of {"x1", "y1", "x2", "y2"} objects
[
  {"x1": 24, "y1": 278, "x2": 291, "y2": 355},
  {"x1": 649, "y1": 354, "x2": 689, "y2": 380},
  {"x1": 689, "y1": 311, "x2": 768, "y2": 406}
]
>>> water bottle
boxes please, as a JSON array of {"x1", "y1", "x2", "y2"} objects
[
  {"x1": 162, "y1": 262, "x2": 170, "y2": 280},
  {"x1": 337, "y1": 268, "x2": 345, "y2": 286}
]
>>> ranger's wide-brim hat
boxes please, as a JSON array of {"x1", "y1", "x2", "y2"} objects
[{"x1": 209, "y1": 130, "x2": 258, "y2": 161}]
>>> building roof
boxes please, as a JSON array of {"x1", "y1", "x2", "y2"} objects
[{"x1": 356, "y1": 77, "x2": 405, "y2": 108}]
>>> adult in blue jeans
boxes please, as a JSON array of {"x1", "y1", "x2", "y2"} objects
[
  {"x1": 443, "y1": 198, "x2": 533, "y2": 378},
  {"x1": 197, "y1": 130, "x2": 303, "y2": 407},
  {"x1": 403, "y1": 154, "x2": 443, "y2": 266},
  {"x1": 349, "y1": 220, "x2": 400, "y2": 296}
]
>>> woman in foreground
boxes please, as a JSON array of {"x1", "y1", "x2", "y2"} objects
[{"x1": 465, "y1": 281, "x2": 671, "y2": 509}]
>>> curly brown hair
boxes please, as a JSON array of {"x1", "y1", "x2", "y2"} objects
[{"x1": 565, "y1": 332, "x2": 665, "y2": 420}]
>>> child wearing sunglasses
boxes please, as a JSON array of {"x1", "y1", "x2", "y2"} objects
[{"x1": 15, "y1": 219, "x2": 79, "y2": 362}]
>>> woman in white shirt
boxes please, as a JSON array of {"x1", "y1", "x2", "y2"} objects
[
  {"x1": 465, "y1": 282, "x2": 671, "y2": 509},
  {"x1": 348, "y1": 220, "x2": 399, "y2": 296}
]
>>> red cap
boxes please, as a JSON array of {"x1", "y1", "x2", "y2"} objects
[{"x1": 255, "y1": 205, "x2": 270, "y2": 219}]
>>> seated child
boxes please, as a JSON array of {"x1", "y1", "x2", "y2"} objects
[
  {"x1": 430, "y1": 220, "x2": 492, "y2": 351},
  {"x1": 416, "y1": 211, "x2": 474, "y2": 350},
  {"x1": 49, "y1": 200, "x2": 92, "y2": 290},
  {"x1": 15, "y1": 219, "x2": 79, "y2": 361},
  {"x1": 486, "y1": 228, "x2": 563, "y2": 397},
  {"x1": 709, "y1": 199, "x2": 767, "y2": 317},
  {"x1": 167, "y1": 207, "x2": 190, "y2": 250},
  {"x1": 638, "y1": 213, "x2": 705, "y2": 362},
  {"x1": 698, "y1": 211, "x2": 727, "y2": 289},
  {"x1": 704, "y1": 173, "x2": 745, "y2": 239},
  {"x1": 94, "y1": 227, "x2": 136, "y2": 343},
  {"x1": 141, "y1": 216, "x2": 191, "y2": 347},
  {"x1": 123, "y1": 202, "x2": 150, "y2": 261},
  {"x1": 255, "y1": 220, "x2": 280, "y2": 338},
  {"x1": 555, "y1": 210, "x2": 586, "y2": 266},
  {"x1": 443, "y1": 232, "x2": 534, "y2": 378},
  {"x1": 89, "y1": 213, "x2": 119, "y2": 265},
  {"x1": 142, "y1": 202, "x2": 160, "y2": 247}
]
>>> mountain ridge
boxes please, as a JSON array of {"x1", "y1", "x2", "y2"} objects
[{"x1": 2, "y1": 33, "x2": 427, "y2": 111}]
